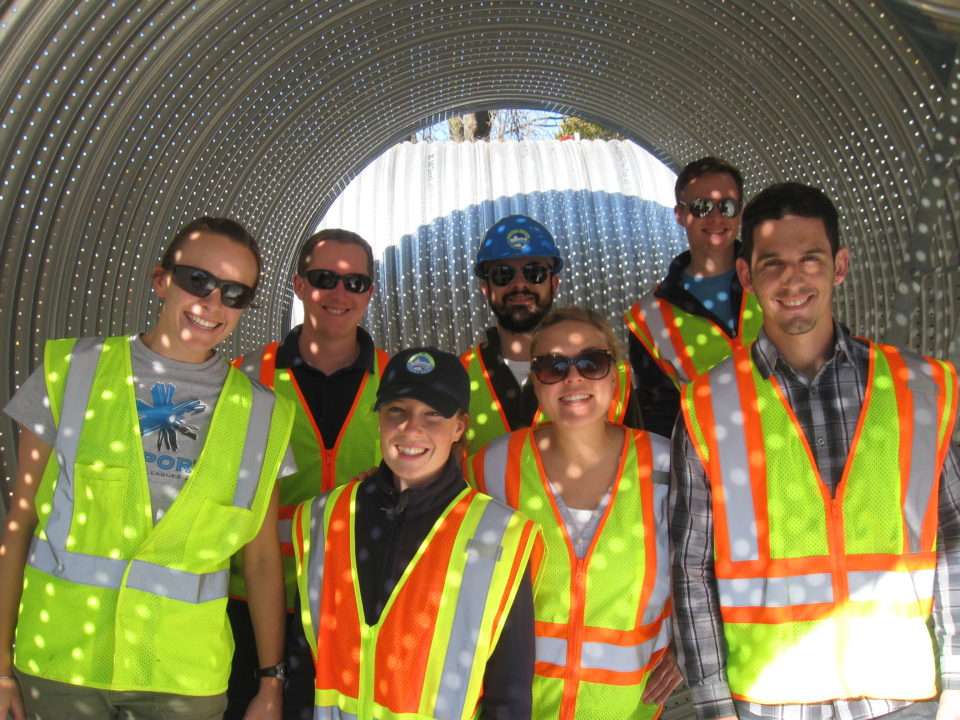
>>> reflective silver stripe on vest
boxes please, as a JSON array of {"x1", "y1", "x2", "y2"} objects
[
  {"x1": 707, "y1": 359, "x2": 759, "y2": 562},
  {"x1": 717, "y1": 573, "x2": 834, "y2": 608},
  {"x1": 313, "y1": 707, "x2": 357, "y2": 720},
  {"x1": 35, "y1": 338, "x2": 271, "y2": 604},
  {"x1": 307, "y1": 492, "x2": 331, "y2": 645},
  {"x1": 848, "y1": 568, "x2": 935, "y2": 603},
  {"x1": 237, "y1": 347, "x2": 267, "y2": 380},
  {"x1": 433, "y1": 498, "x2": 513, "y2": 720},
  {"x1": 536, "y1": 635, "x2": 568, "y2": 665},
  {"x1": 478, "y1": 434, "x2": 510, "y2": 503},
  {"x1": 28, "y1": 535, "x2": 228, "y2": 603},
  {"x1": 278, "y1": 518, "x2": 294, "y2": 546},
  {"x1": 47, "y1": 337, "x2": 105, "y2": 550},
  {"x1": 899, "y1": 353, "x2": 943, "y2": 554},
  {"x1": 581, "y1": 619, "x2": 671, "y2": 672},
  {"x1": 638, "y1": 293, "x2": 687, "y2": 384},
  {"x1": 234, "y1": 378, "x2": 276, "y2": 510}
]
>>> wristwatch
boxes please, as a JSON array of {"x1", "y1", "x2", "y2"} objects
[{"x1": 255, "y1": 662, "x2": 288, "y2": 682}]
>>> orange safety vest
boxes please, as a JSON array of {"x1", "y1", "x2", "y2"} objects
[
  {"x1": 682, "y1": 342, "x2": 958, "y2": 704},
  {"x1": 468, "y1": 425, "x2": 672, "y2": 720},
  {"x1": 232, "y1": 341, "x2": 388, "y2": 607},
  {"x1": 624, "y1": 289, "x2": 762, "y2": 388},
  {"x1": 293, "y1": 481, "x2": 538, "y2": 720},
  {"x1": 460, "y1": 343, "x2": 632, "y2": 454}
]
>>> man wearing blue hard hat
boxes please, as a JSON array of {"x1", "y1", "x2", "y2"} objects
[{"x1": 461, "y1": 215, "x2": 636, "y2": 454}]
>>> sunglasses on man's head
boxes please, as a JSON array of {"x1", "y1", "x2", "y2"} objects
[
  {"x1": 679, "y1": 197, "x2": 742, "y2": 219},
  {"x1": 484, "y1": 263, "x2": 551, "y2": 287},
  {"x1": 166, "y1": 264, "x2": 257, "y2": 309},
  {"x1": 530, "y1": 349, "x2": 614, "y2": 384},
  {"x1": 302, "y1": 269, "x2": 374, "y2": 294}
]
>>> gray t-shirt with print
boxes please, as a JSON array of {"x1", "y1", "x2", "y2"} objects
[{"x1": 5, "y1": 336, "x2": 292, "y2": 523}]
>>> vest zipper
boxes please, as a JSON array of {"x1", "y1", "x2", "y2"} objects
[
  {"x1": 830, "y1": 497, "x2": 850, "y2": 697},
  {"x1": 561, "y1": 557, "x2": 588, "y2": 720},
  {"x1": 359, "y1": 623, "x2": 377, "y2": 720}
]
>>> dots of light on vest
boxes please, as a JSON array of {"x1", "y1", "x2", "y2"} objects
[{"x1": 732, "y1": 539, "x2": 754, "y2": 558}]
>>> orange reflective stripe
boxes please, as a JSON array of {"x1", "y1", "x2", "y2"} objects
[
  {"x1": 260, "y1": 342, "x2": 279, "y2": 385},
  {"x1": 375, "y1": 494, "x2": 473, "y2": 710},
  {"x1": 879, "y1": 346, "x2": 914, "y2": 553},
  {"x1": 489, "y1": 517, "x2": 536, "y2": 645},
  {"x1": 733, "y1": 349, "x2": 771, "y2": 563},
  {"x1": 722, "y1": 597, "x2": 934, "y2": 625},
  {"x1": 504, "y1": 430, "x2": 525, "y2": 510},
  {"x1": 659, "y1": 300, "x2": 699, "y2": 383},
  {"x1": 635, "y1": 432, "x2": 658, "y2": 621},
  {"x1": 625, "y1": 301, "x2": 679, "y2": 383},
  {"x1": 374, "y1": 348, "x2": 389, "y2": 377},
  {"x1": 316, "y1": 487, "x2": 362, "y2": 698},
  {"x1": 926, "y1": 355, "x2": 957, "y2": 549}
]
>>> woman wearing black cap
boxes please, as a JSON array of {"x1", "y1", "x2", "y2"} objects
[{"x1": 292, "y1": 347, "x2": 538, "y2": 720}]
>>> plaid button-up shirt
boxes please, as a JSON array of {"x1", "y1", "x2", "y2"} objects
[{"x1": 670, "y1": 324, "x2": 960, "y2": 720}]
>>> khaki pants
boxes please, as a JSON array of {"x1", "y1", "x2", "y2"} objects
[{"x1": 15, "y1": 670, "x2": 227, "y2": 720}]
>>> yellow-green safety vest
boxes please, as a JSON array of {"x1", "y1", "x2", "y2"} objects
[
  {"x1": 16, "y1": 336, "x2": 294, "y2": 695},
  {"x1": 682, "y1": 341, "x2": 957, "y2": 703},
  {"x1": 468, "y1": 425, "x2": 672, "y2": 720},
  {"x1": 624, "y1": 289, "x2": 762, "y2": 388},
  {"x1": 232, "y1": 341, "x2": 387, "y2": 607}
]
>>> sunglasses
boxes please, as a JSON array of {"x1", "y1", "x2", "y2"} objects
[
  {"x1": 484, "y1": 263, "x2": 551, "y2": 287},
  {"x1": 679, "y1": 197, "x2": 742, "y2": 218},
  {"x1": 531, "y1": 349, "x2": 613, "y2": 384},
  {"x1": 166, "y1": 264, "x2": 257, "y2": 309},
  {"x1": 302, "y1": 269, "x2": 373, "y2": 294}
]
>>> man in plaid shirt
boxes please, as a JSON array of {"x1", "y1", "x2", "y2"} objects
[{"x1": 671, "y1": 182, "x2": 960, "y2": 720}]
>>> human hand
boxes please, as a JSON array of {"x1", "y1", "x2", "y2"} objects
[
  {"x1": 642, "y1": 645, "x2": 684, "y2": 705},
  {"x1": 0, "y1": 674, "x2": 26, "y2": 720},
  {"x1": 937, "y1": 689, "x2": 960, "y2": 720},
  {"x1": 349, "y1": 466, "x2": 378, "y2": 484},
  {"x1": 242, "y1": 679, "x2": 282, "y2": 720}
]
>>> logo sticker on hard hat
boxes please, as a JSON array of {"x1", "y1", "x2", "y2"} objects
[
  {"x1": 406, "y1": 352, "x2": 436, "y2": 375},
  {"x1": 506, "y1": 229, "x2": 530, "y2": 250}
]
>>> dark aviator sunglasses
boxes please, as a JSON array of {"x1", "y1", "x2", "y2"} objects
[
  {"x1": 302, "y1": 269, "x2": 374, "y2": 294},
  {"x1": 166, "y1": 264, "x2": 257, "y2": 309},
  {"x1": 679, "y1": 197, "x2": 741, "y2": 219},
  {"x1": 483, "y1": 262, "x2": 551, "y2": 287},
  {"x1": 530, "y1": 349, "x2": 614, "y2": 384}
]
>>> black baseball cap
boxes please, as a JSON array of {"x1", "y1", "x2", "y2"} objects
[{"x1": 374, "y1": 347, "x2": 470, "y2": 418}]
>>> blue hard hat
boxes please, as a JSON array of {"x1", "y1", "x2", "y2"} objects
[{"x1": 473, "y1": 215, "x2": 564, "y2": 278}]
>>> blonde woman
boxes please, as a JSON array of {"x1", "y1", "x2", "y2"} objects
[{"x1": 468, "y1": 306, "x2": 681, "y2": 720}]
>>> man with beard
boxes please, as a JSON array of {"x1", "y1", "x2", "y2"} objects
[{"x1": 461, "y1": 215, "x2": 637, "y2": 454}]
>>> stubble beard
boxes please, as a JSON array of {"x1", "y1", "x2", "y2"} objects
[{"x1": 491, "y1": 290, "x2": 553, "y2": 333}]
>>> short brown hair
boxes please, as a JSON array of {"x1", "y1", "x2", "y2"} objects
[
  {"x1": 160, "y1": 217, "x2": 262, "y2": 290},
  {"x1": 530, "y1": 305, "x2": 624, "y2": 363},
  {"x1": 675, "y1": 156, "x2": 744, "y2": 204},
  {"x1": 297, "y1": 228, "x2": 374, "y2": 276}
]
